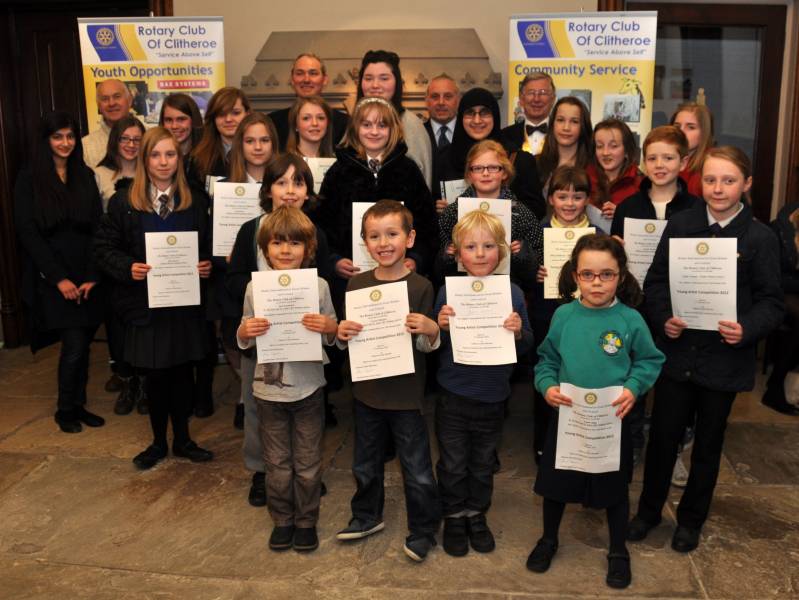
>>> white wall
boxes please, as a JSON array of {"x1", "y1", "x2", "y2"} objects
[{"x1": 173, "y1": 0, "x2": 596, "y2": 112}]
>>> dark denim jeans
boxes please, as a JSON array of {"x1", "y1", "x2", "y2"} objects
[
  {"x1": 435, "y1": 393, "x2": 505, "y2": 516},
  {"x1": 351, "y1": 400, "x2": 440, "y2": 536},
  {"x1": 57, "y1": 326, "x2": 95, "y2": 412}
]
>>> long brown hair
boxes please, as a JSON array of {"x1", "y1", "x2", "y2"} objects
[
  {"x1": 538, "y1": 97, "x2": 593, "y2": 184},
  {"x1": 341, "y1": 97, "x2": 403, "y2": 159},
  {"x1": 227, "y1": 112, "x2": 277, "y2": 183},
  {"x1": 670, "y1": 102, "x2": 715, "y2": 173},
  {"x1": 159, "y1": 93, "x2": 204, "y2": 151},
  {"x1": 190, "y1": 87, "x2": 251, "y2": 181},
  {"x1": 589, "y1": 118, "x2": 638, "y2": 207},
  {"x1": 128, "y1": 127, "x2": 192, "y2": 212},
  {"x1": 286, "y1": 96, "x2": 334, "y2": 158}
]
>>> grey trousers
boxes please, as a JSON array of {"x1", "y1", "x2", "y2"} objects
[{"x1": 241, "y1": 353, "x2": 265, "y2": 472}]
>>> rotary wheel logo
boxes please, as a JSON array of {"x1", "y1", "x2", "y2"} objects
[
  {"x1": 584, "y1": 392, "x2": 598, "y2": 405},
  {"x1": 565, "y1": 230, "x2": 575, "y2": 240},
  {"x1": 479, "y1": 201, "x2": 491, "y2": 212},
  {"x1": 645, "y1": 223, "x2": 656, "y2": 233},
  {"x1": 95, "y1": 27, "x2": 115, "y2": 46},
  {"x1": 166, "y1": 235, "x2": 177, "y2": 246},
  {"x1": 369, "y1": 289, "x2": 382, "y2": 302},
  {"x1": 471, "y1": 280, "x2": 484, "y2": 292},
  {"x1": 525, "y1": 23, "x2": 545, "y2": 43},
  {"x1": 235, "y1": 185, "x2": 246, "y2": 197},
  {"x1": 696, "y1": 242, "x2": 709, "y2": 255},
  {"x1": 278, "y1": 274, "x2": 291, "y2": 287}
]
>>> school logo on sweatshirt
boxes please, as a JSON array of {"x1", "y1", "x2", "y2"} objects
[{"x1": 600, "y1": 331, "x2": 623, "y2": 355}]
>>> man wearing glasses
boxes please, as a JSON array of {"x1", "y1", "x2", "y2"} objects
[
  {"x1": 82, "y1": 79, "x2": 135, "y2": 169},
  {"x1": 501, "y1": 72, "x2": 556, "y2": 156},
  {"x1": 269, "y1": 53, "x2": 349, "y2": 151}
]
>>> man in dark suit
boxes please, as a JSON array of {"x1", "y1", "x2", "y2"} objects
[
  {"x1": 269, "y1": 53, "x2": 349, "y2": 151},
  {"x1": 424, "y1": 75, "x2": 460, "y2": 151},
  {"x1": 500, "y1": 72, "x2": 556, "y2": 155}
]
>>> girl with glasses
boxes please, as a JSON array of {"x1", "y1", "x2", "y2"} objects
[
  {"x1": 95, "y1": 116, "x2": 145, "y2": 210},
  {"x1": 528, "y1": 234, "x2": 664, "y2": 590}
]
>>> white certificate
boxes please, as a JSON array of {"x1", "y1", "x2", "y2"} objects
[
  {"x1": 543, "y1": 227, "x2": 595, "y2": 299},
  {"x1": 205, "y1": 175, "x2": 223, "y2": 197},
  {"x1": 251, "y1": 269, "x2": 322, "y2": 364},
  {"x1": 457, "y1": 197, "x2": 512, "y2": 275},
  {"x1": 346, "y1": 281, "x2": 414, "y2": 382},
  {"x1": 446, "y1": 275, "x2": 516, "y2": 365},
  {"x1": 144, "y1": 231, "x2": 200, "y2": 308},
  {"x1": 212, "y1": 182, "x2": 262, "y2": 257},
  {"x1": 669, "y1": 238, "x2": 737, "y2": 330},
  {"x1": 441, "y1": 179, "x2": 468, "y2": 204},
  {"x1": 555, "y1": 383, "x2": 622, "y2": 474},
  {"x1": 304, "y1": 157, "x2": 336, "y2": 194},
  {"x1": 624, "y1": 218, "x2": 667, "y2": 286},
  {"x1": 352, "y1": 202, "x2": 378, "y2": 272}
]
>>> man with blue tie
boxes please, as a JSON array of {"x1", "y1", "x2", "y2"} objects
[{"x1": 501, "y1": 72, "x2": 556, "y2": 156}]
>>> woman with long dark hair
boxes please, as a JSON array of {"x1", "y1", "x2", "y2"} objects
[{"x1": 14, "y1": 111, "x2": 105, "y2": 433}]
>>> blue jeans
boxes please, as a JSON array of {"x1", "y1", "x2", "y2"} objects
[
  {"x1": 435, "y1": 393, "x2": 505, "y2": 516},
  {"x1": 351, "y1": 400, "x2": 440, "y2": 536}
]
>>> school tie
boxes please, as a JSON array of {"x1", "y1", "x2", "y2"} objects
[
  {"x1": 437, "y1": 125, "x2": 450, "y2": 149},
  {"x1": 526, "y1": 123, "x2": 548, "y2": 136},
  {"x1": 709, "y1": 222, "x2": 723, "y2": 237},
  {"x1": 368, "y1": 158, "x2": 381, "y2": 175},
  {"x1": 158, "y1": 194, "x2": 170, "y2": 219}
]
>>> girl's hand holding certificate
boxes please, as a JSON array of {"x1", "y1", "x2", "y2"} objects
[
  {"x1": 337, "y1": 319, "x2": 363, "y2": 341},
  {"x1": 131, "y1": 260, "x2": 211, "y2": 280},
  {"x1": 198, "y1": 260, "x2": 212, "y2": 279},
  {"x1": 611, "y1": 388, "x2": 636, "y2": 418},
  {"x1": 664, "y1": 316, "x2": 688, "y2": 339}
]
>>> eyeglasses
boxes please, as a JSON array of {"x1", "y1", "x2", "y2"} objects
[
  {"x1": 577, "y1": 270, "x2": 619, "y2": 282},
  {"x1": 523, "y1": 90, "x2": 553, "y2": 99},
  {"x1": 463, "y1": 108, "x2": 492, "y2": 120},
  {"x1": 468, "y1": 164, "x2": 503, "y2": 174},
  {"x1": 120, "y1": 136, "x2": 142, "y2": 145}
]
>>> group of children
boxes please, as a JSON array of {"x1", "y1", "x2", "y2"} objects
[{"x1": 20, "y1": 69, "x2": 784, "y2": 591}]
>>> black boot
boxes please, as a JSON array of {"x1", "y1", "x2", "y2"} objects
[{"x1": 114, "y1": 377, "x2": 135, "y2": 415}]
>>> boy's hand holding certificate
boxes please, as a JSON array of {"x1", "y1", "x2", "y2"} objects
[
  {"x1": 144, "y1": 231, "x2": 200, "y2": 308},
  {"x1": 543, "y1": 227, "x2": 595, "y2": 299},
  {"x1": 555, "y1": 383, "x2": 622, "y2": 474},
  {"x1": 668, "y1": 238, "x2": 737, "y2": 330},
  {"x1": 212, "y1": 182, "x2": 262, "y2": 257},
  {"x1": 445, "y1": 275, "x2": 516, "y2": 365},
  {"x1": 343, "y1": 281, "x2": 415, "y2": 382},
  {"x1": 251, "y1": 269, "x2": 322, "y2": 364}
]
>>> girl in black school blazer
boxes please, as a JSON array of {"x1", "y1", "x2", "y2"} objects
[
  {"x1": 15, "y1": 111, "x2": 105, "y2": 434},
  {"x1": 629, "y1": 146, "x2": 784, "y2": 553},
  {"x1": 95, "y1": 127, "x2": 214, "y2": 470}
]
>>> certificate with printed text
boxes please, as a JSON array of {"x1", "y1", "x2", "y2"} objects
[
  {"x1": 212, "y1": 182, "x2": 262, "y2": 256},
  {"x1": 441, "y1": 179, "x2": 468, "y2": 204},
  {"x1": 624, "y1": 218, "x2": 667, "y2": 285},
  {"x1": 145, "y1": 231, "x2": 200, "y2": 308},
  {"x1": 446, "y1": 275, "x2": 516, "y2": 365},
  {"x1": 346, "y1": 281, "x2": 414, "y2": 382},
  {"x1": 543, "y1": 227, "x2": 595, "y2": 299},
  {"x1": 556, "y1": 383, "x2": 622, "y2": 474},
  {"x1": 304, "y1": 157, "x2": 336, "y2": 194},
  {"x1": 352, "y1": 202, "x2": 378, "y2": 272},
  {"x1": 251, "y1": 269, "x2": 322, "y2": 364},
  {"x1": 669, "y1": 238, "x2": 737, "y2": 330},
  {"x1": 457, "y1": 197, "x2": 512, "y2": 275}
]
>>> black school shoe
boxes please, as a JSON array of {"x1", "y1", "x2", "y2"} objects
[
  {"x1": 467, "y1": 513, "x2": 495, "y2": 553},
  {"x1": 606, "y1": 552, "x2": 632, "y2": 589},
  {"x1": 114, "y1": 379, "x2": 135, "y2": 415},
  {"x1": 762, "y1": 389, "x2": 799, "y2": 416},
  {"x1": 442, "y1": 517, "x2": 469, "y2": 557},
  {"x1": 75, "y1": 406, "x2": 105, "y2": 427},
  {"x1": 335, "y1": 517, "x2": 385, "y2": 540},
  {"x1": 403, "y1": 533, "x2": 436, "y2": 562},
  {"x1": 54, "y1": 410, "x2": 82, "y2": 433},
  {"x1": 172, "y1": 440, "x2": 213, "y2": 462},
  {"x1": 269, "y1": 525, "x2": 295, "y2": 551},
  {"x1": 671, "y1": 525, "x2": 701, "y2": 553},
  {"x1": 293, "y1": 526, "x2": 319, "y2": 552},
  {"x1": 132, "y1": 444, "x2": 167, "y2": 470},
  {"x1": 626, "y1": 515, "x2": 659, "y2": 542},
  {"x1": 526, "y1": 538, "x2": 558, "y2": 573},
  {"x1": 248, "y1": 472, "x2": 267, "y2": 506}
]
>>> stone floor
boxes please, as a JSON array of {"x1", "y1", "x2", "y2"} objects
[{"x1": 0, "y1": 341, "x2": 798, "y2": 600}]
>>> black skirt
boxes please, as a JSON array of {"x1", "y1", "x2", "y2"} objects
[
  {"x1": 124, "y1": 307, "x2": 208, "y2": 370},
  {"x1": 534, "y1": 409, "x2": 632, "y2": 509}
]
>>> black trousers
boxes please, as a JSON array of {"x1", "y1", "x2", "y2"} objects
[
  {"x1": 636, "y1": 375, "x2": 735, "y2": 529},
  {"x1": 435, "y1": 393, "x2": 504, "y2": 516},
  {"x1": 145, "y1": 363, "x2": 194, "y2": 448},
  {"x1": 57, "y1": 326, "x2": 96, "y2": 412}
]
